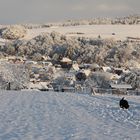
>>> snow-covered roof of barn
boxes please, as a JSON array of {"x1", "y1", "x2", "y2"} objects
[{"x1": 60, "y1": 57, "x2": 72, "y2": 62}]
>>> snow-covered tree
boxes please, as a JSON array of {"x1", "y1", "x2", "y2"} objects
[{"x1": 0, "y1": 62, "x2": 29, "y2": 90}]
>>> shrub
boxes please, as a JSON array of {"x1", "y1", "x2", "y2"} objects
[
  {"x1": 32, "y1": 53, "x2": 43, "y2": 61},
  {"x1": 5, "y1": 44, "x2": 16, "y2": 55},
  {"x1": 1, "y1": 25, "x2": 27, "y2": 40}
]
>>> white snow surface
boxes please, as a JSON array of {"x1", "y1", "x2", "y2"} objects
[
  {"x1": 0, "y1": 91, "x2": 140, "y2": 140},
  {"x1": 25, "y1": 25, "x2": 140, "y2": 40}
]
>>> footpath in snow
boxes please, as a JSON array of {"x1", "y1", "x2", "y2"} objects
[{"x1": 0, "y1": 91, "x2": 140, "y2": 140}]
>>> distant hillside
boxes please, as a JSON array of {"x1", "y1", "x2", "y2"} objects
[{"x1": 22, "y1": 15, "x2": 140, "y2": 29}]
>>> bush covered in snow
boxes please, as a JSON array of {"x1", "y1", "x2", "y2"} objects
[
  {"x1": 0, "y1": 62, "x2": 29, "y2": 90},
  {"x1": 1, "y1": 25, "x2": 27, "y2": 40},
  {"x1": 1, "y1": 31, "x2": 140, "y2": 68},
  {"x1": 119, "y1": 71, "x2": 140, "y2": 89}
]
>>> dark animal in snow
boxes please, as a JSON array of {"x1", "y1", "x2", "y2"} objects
[{"x1": 119, "y1": 97, "x2": 129, "y2": 109}]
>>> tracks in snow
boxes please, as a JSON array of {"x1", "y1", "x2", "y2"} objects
[{"x1": 0, "y1": 91, "x2": 140, "y2": 140}]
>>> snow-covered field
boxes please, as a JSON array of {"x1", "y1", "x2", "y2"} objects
[
  {"x1": 0, "y1": 91, "x2": 140, "y2": 140},
  {"x1": 26, "y1": 25, "x2": 140, "y2": 40}
]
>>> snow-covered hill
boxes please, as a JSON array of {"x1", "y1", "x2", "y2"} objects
[
  {"x1": 0, "y1": 91, "x2": 140, "y2": 140},
  {"x1": 26, "y1": 25, "x2": 140, "y2": 40}
]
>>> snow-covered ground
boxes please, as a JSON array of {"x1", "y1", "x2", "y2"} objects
[
  {"x1": 25, "y1": 25, "x2": 140, "y2": 40},
  {"x1": 0, "y1": 91, "x2": 140, "y2": 140}
]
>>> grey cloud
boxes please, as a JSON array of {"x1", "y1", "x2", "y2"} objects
[{"x1": 0, "y1": 0, "x2": 139, "y2": 24}]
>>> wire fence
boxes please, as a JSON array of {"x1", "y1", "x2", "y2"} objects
[
  {"x1": 0, "y1": 79, "x2": 140, "y2": 96},
  {"x1": 56, "y1": 86, "x2": 140, "y2": 96}
]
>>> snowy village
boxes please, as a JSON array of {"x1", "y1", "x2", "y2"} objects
[
  {"x1": 0, "y1": 21, "x2": 140, "y2": 96},
  {"x1": 0, "y1": 13, "x2": 140, "y2": 140}
]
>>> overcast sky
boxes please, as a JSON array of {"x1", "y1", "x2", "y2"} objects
[{"x1": 0, "y1": 0, "x2": 139, "y2": 24}]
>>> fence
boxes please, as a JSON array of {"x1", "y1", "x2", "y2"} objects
[{"x1": 92, "y1": 88, "x2": 140, "y2": 96}]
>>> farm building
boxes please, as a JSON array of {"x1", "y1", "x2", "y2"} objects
[{"x1": 60, "y1": 57, "x2": 72, "y2": 69}]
